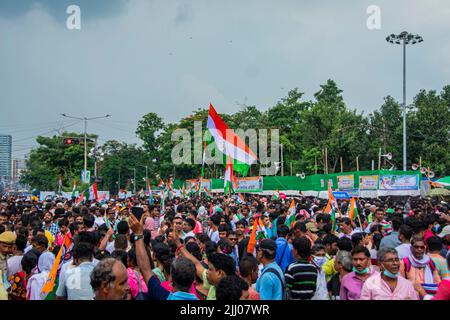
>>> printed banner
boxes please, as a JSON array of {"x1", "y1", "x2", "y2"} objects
[
  {"x1": 186, "y1": 179, "x2": 212, "y2": 190},
  {"x1": 61, "y1": 191, "x2": 79, "y2": 199},
  {"x1": 337, "y1": 175, "x2": 354, "y2": 190},
  {"x1": 359, "y1": 175, "x2": 379, "y2": 190},
  {"x1": 236, "y1": 176, "x2": 263, "y2": 192},
  {"x1": 97, "y1": 191, "x2": 110, "y2": 201},
  {"x1": 332, "y1": 191, "x2": 351, "y2": 199},
  {"x1": 39, "y1": 192, "x2": 56, "y2": 201},
  {"x1": 118, "y1": 191, "x2": 132, "y2": 199},
  {"x1": 379, "y1": 174, "x2": 419, "y2": 190}
]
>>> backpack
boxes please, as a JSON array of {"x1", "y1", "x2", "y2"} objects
[
  {"x1": 132, "y1": 270, "x2": 148, "y2": 301},
  {"x1": 261, "y1": 267, "x2": 287, "y2": 300}
]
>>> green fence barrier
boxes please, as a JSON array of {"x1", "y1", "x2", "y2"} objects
[{"x1": 173, "y1": 170, "x2": 420, "y2": 191}]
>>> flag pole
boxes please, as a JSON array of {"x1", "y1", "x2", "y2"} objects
[{"x1": 357, "y1": 212, "x2": 363, "y2": 231}]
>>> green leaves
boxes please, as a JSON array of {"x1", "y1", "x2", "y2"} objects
[{"x1": 22, "y1": 82, "x2": 450, "y2": 192}]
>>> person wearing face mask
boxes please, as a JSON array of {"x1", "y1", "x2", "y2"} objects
[
  {"x1": 399, "y1": 236, "x2": 441, "y2": 296},
  {"x1": 360, "y1": 247, "x2": 418, "y2": 300},
  {"x1": 310, "y1": 244, "x2": 329, "y2": 300},
  {"x1": 340, "y1": 246, "x2": 378, "y2": 300},
  {"x1": 423, "y1": 214, "x2": 439, "y2": 243}
]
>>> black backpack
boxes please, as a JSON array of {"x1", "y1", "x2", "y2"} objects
[{"x1": 132, "y1": 270, "x2": 148, "y2": 301}]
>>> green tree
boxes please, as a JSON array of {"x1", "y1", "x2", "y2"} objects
[
  {"x1": 136, "y1": 112, "x2": 165, "y2": 155},
  {"x1": 408, "y1": 88, "x2": 450, "y2": 175},
  {"x1": 21, "y1": 132, "x2": 96, "y2": 190},
  {"x1": 100, "y1": 141, "x2": 152, "y2": 193}
]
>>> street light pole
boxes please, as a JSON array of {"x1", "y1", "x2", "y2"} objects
[
  {"x1": 145, "y1": 166, "x2": 148, "y2": 190},
  {"x1": 386, "y1": 31, "x2": 423, "y2": 171},
  {"x1": 61, "y1": 113, "x2": 111, "y2": 183},
  {"x1": 84, "y1": 118, "x2": 87, "y2": 184},
  {"x1": 402, "y1": 38, "x2": 407, "y2": 172},
  {"x1": 133, "y1": 168, "x2": 136, "y2": 194}
]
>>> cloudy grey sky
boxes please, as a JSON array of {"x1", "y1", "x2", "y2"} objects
[{"x1": 1, "y1": 0, "x2": 449, "y2": 159}]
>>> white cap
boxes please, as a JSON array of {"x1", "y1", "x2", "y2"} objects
[{"x1": 438, "y1": 225, "x2": 450, "y2": 238}]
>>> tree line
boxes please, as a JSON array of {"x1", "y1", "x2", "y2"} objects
[{"x1": 21, "y1": 79, "x2": 450, "y2": 192}]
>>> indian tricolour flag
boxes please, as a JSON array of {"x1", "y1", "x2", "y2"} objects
[
  {"x1": 236, "y1": 193, "x2": 245, "y2": 205},
  {"x1": 203, "y1": 187, "x2": 213, "y2": 199},
  {"x1": 89, "y1": 182, "x2": 99, "y2": 201},
  {"x1": 71, "y1": 180, "x2": 77, "y2": 198},
  {"x1": 348, "y1": 197, "x2": 358, "y2": 220},
  {"x1": 207, "y1": 103, "x2": 257, "y2": 176},
  {"x1": 272, "y1": 189, "x2": 280, "y2": 200},
  {"x1": 285, "y1": 199, "x2": 296, "y2": 228},
  {"x1": 41, "y1": 234, "x2": 73, "y2": 295},
  {"x1": 224, "y1": 157, "x2": 234, "y2": 194},
  {"x1": 74, "y1": 191, "x2": 85, "y2": 207},
  {"x1": 247, "y1": 215, "x2": 268, "y2": 254},
  {"x1": 324, "y1": 181, "x2": 335, "y2": 214}
]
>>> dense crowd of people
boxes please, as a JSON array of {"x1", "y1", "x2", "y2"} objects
[{"x1": 0, "y1": 193, "x2": 449, "y2": 300}]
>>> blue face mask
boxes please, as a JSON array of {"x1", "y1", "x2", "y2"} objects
[
  {"x1": 383, "y1": 268, "x2": 399, "y2": 279},
  {"x1": 434, "y1": 225, "x2": 440, "y2": 233},
  {"x1": 352, "y1": 266, "x2": 369, "y2": 275}
]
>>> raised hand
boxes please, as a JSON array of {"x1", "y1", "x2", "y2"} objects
[{"x1": 128, "y1": 214, "x2": 144, "y2": 235}]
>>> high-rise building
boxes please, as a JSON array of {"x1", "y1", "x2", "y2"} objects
[
  {"x1": 12, "y1": 158, "x2": 26, "y2": 183},
  {"x1": 0, "y1": 135, "x2": 12, "y2": 183}
]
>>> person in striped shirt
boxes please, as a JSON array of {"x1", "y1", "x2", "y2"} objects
[{"x1": 285, "y1": 236, "x2": 318, "y2": 300}]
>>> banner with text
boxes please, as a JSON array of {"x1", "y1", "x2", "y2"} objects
[
  {"x1": 379, "y1": 174, "x2": 419, "y2": 190},
  {"x1": 236, "y1": 176, "x2": 263, "y2": 192},
  {"x1": 186, "y1": 179, "x2": 212, "y2": 191},
  {"x1": 359, "y1": 175, "x2": 379, "y2": 190},
  {"x1": 337, "y1": 175, "x2": 355, "y2": 190}
]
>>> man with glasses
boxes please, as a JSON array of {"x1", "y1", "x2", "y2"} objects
[
  {"x1": 227, "y1": 231, "x2": 239, "y2": 268},
  {"x1": 360, "y1": 247, "x2": 418, "y2": 300},
  {"x1": 399, "y1": 236, "x2": 441, "y2": 296}
]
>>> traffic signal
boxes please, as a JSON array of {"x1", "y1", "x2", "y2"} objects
[{"x1": 63, "y1": 138, "x2": 80, "y2": 146}]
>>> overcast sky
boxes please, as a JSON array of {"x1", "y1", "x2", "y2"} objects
[{"x1": 1, "y1": 0, "x2": 449, "y2": 159}]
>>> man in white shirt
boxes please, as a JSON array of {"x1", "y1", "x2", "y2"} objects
[
  {"x1": 7, "y1": 234, "x2": 27, "y2": 277},
  {"x1": 56, "y1": 242, "x2": 96, "y2": 300},
  {"x1": 207, "y1": 214, "x2": 221, "y2": 243}
]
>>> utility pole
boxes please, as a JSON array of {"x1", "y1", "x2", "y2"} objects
[
  {"x1": 378, "y1": 147, "x2": 382, "y2": 170},
  {"x1": 280, "y1": 143, "x2": 284, "y2": 176},
  {"x1": 61, "y1": 113, "x2": 111, "y2": 184},
  {"x1": 118, "y1": 170, "x2": 121, "y2": 192},
  {"x1": 145, "y1": 166, "x2": 148, "y2": 191},
  {"x1": 133, "y1": 168, "x2": 136, "y2": 194},
  {"x1": 356, "y1": 156, "x2": 359, "y2": 171},
  {"x1": 340, "y1": 157, "x2": 343, "y2": 173},
  {"x1": 315, "y1": 155, "x2": 318, "y2": 175}
]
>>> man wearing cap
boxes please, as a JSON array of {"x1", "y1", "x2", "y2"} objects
[
  {"x1": 438, "y1": 225, "x2": 450, "y2": 257},
  {"x1": 0, "y1": 231, "x2": 16, "y2": 300},
  {"x1": 306, "y1": 222, "x2": 319, "y2": 243},
  {"x1": 255, "y1": 239, "x2": 285, "y2": 300}
]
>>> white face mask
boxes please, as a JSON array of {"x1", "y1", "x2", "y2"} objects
[{"x1": 313, "y1": 256, "x2": 327, "y2": 268}]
